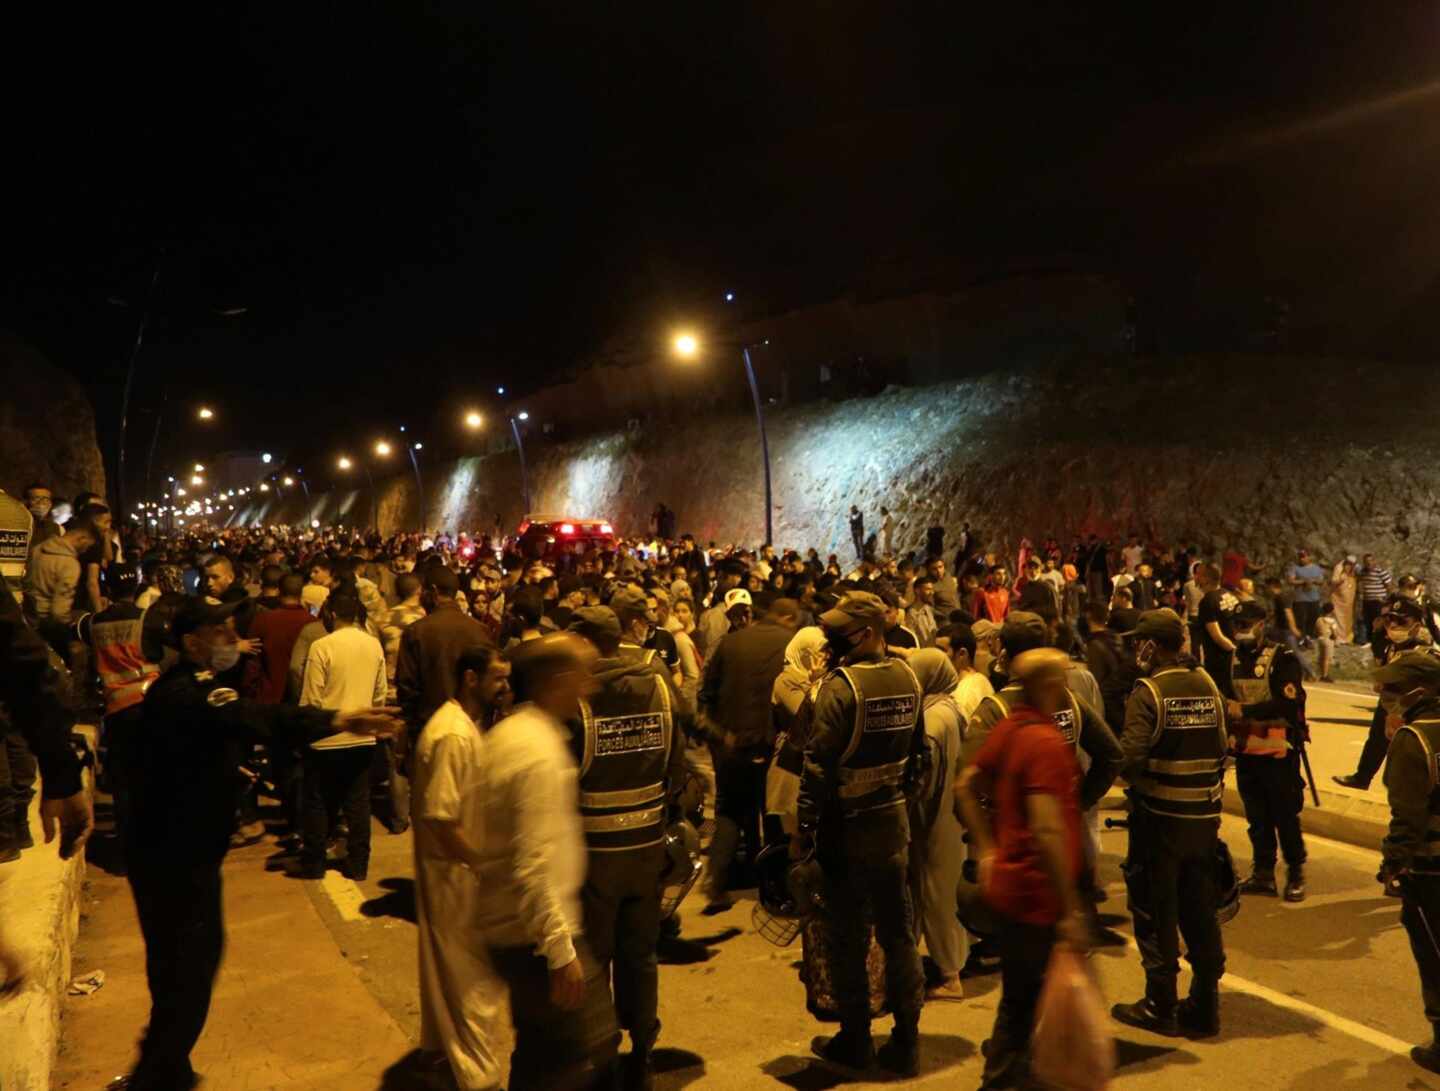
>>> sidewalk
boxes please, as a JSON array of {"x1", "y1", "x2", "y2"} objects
[{"x1": 53, "y1": 836, "x2": 414, "y2": 1089}]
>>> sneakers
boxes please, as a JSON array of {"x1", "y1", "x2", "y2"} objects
[
  {"x1": 1111, "y1": 998, "x2": 1180, "y2": 1037},
  {"x1": 1283, "y1": 866, "x2": 1307, "y2": 903},
  {"x1": 1238, "y1": 870, "x2": 1278, "y2": 896},
  {"x1": 811, "y1": 1028, "x2": 875, "y2": 1074},
  {"x1": 1332, "y1": 774, "x2": 1369, "y2": 790},
  {"x1": 876, "y1": 1032, "x2": 919, "y2": 1077}
]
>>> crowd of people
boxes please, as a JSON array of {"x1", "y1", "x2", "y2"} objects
[{"x1": 9, "y1": 476, "x2": 1440, "y2": 1088}]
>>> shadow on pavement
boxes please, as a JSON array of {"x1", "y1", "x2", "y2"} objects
[
  {"x1": 362, "y1": 877, "x2": 417, "y2": 923},
  {"x1": 1284, "y1": 1054, "x2": 1440, "y2": 1090},
  {"x1": 1213, "y1": 989, "x2": 1324, "y2": 1041},
  {"x1": 761, "y1": 1033, "x2": 975, "y2": 1087},
  {"x1": 1232, "y1": 896, "x2": 1400, "y2": 961},
  {"x1": 654, "y1": 1046, "x2": 705, "y2": 1088},
  {"x1": 1114, "y1": 1037, "x2": 1197, "y2": 1072},
  {"x1": 375, "y1": 1048, "x2": 455, "y2": 1090}
]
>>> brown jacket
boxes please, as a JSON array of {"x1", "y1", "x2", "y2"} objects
[{"x1": 395, "y1": 601, "x2": 493, "y2": 734}]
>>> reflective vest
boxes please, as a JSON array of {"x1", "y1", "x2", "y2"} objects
[
  {"x1": 832, "y1": 657, "x2": 923, "y2": 818},
  {"x1": 983, "y1": 683, "x2": 1083, "y2": 753},
  {"x1": 1131, "y1": 665, "x2": 1228, "y2": 820},
  {"x1": 92, "y1": 608, "x2": 159, "y2": 716},
  {"x1": 1229, "y1": 645, "x2": 1290, "y2": 758},
  {"x1": 577, "y1": 658, "x2": 674, "y2": 852},
  {"x1": 1392, "y1": 717, "x2": 1440, "y2": 869}
]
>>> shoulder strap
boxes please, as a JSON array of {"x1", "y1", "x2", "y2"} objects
[
  {"x1": 578, "y1": 698, "x2": 596, "y2": 778},
  {"x1": 1398, "y1": 723, "x2": 1440, "y2": 794},
  {"x1": 835, "y1": 667, "x2": 864, "y2": 763},
  {"x1": 1136, "y1": 676, "x2": 1164, "y2": 745}
]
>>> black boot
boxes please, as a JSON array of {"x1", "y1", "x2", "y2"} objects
[
  {"x1": 1283, "y1": 864, "x2": 1306, "y2": 903},
  {"x1": 811, "y1": 1026, "x2": 875, "y2": 1074},
  {"x1": 621, "y1": 1024, "x2": 658, "y2": 1091},
  {"x1": 876, "y1": 1021, "x2": 919, "y2": 1077},
  {"x1": 1111, "y1": 996, "x2": 1180, "y2": 1037},
  {"x1": 1413, "y1": 1043, "x2": 1440, "y2": 1075},
  {"x1": 1177, "y1": 983, "x2": 1220, "y2": 1039},
  {"x1": 13, "y1": 809, "x2": 33, "y2": 851},
  {"x1": 1238, "y1": 868, "x2": 1277, "y2": 896}
]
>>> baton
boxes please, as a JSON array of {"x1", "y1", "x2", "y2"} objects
[{"x1": 1298, "y1": 743, "x2": 1321, "y2": 808}]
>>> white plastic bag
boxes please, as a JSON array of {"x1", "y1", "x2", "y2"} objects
[{"x1": 1031, "y1": 947, "x2": 1114, "y2": 1091}]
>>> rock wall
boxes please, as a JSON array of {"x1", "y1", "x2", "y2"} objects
[
  {"x1": 235, "y1": 353, "x2": 1440, "y2": 580},
  {"x1": 0, "y1": 332, "x2": 107, "y2": 503}
]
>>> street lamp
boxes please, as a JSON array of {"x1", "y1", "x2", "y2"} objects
[
  {"x1": 465, "y1": 410, "x2": 483, "y2": 430},
  {"x1": 337, "y1": 455, "x2": 377, "y2": 528},
  {"x1": 337, "y1": 456, "x2": 352, "y2": 471},
  {"x1": 374, "y1": 441, "x2": 392, "y2": 457},
  {"x1": 197, "y1": 406, "x2": 215, "y2": 421},
  {"x1": 672, "y1": 329, "x2": 774, "y2": 545},
  {"x1": 190, "y1": 474, "x2": 204, "y2": 486},
  {"x1": 194, "y1": 463, "x2": 204, "y2": 473},
  {"x1": 261, "y1": 452, "x2": 272, "y2": 464}
]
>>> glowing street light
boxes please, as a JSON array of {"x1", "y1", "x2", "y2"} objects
[
  {"x1": 194, "y1": 463, "x2": 205, "y2": 473},
  {"x1": 259, "y1": 483, "x2": 270, "y2": 492},
  {"x1": 497, "y1": 386, "x2": 505, "y2": 395},
  {"x1": 191, "y1": 474, "x2": 204, "y2": 486},
  {"x1": 261, "y1": 452, "x2": 272, "y2": 464},
  {"x1": 413, "y1": 442, "x2": 423, "y2": 451},
  {"x1": 464, "y1": 410, "x2": 483, "y2": 430},
  {"x1": 337, "y1": 456, "x2": 353, "y2": 471},
  {"x1": 516, "y1": 410, "x2": 529, "y2": 421},
  {"x1": 197, "y1": 406, "x2": 214, "y2": 421},
  {"x1": 672, "y1": 331, "x2": 699, "y2": 359},
  {"x1": 176, "y1": 487, "x2": 187, "y2": 497},
  {"x1": 374, "y1": 440, "x2": 392, "y2": 457},
  {"x1": 283, "y1": 476, "x2": 295, "y2": 487}
]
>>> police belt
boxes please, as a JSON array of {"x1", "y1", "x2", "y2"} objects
[
  {"x1": 579, "y1": 782, "x2": 666, "y2": 809},
  {"x1": 582, "y1": 804, "x2": 666, "y2": 835},
  {"x1": 1131, "y1": 776, "x2": 1224, "y2": 805},
  {"x1": 836, "y1": 758, "x2": 908, "y2": 798}
]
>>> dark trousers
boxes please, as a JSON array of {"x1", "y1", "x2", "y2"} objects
[
  {"x1": 1402, "y1": 874, "x2": 1440, "y2": 1035},
  {"x1": 103, "y1": 705, "x2": 146, "y2": 860},
  {"x1": 817, "y1": 807, "x2": 924, "y2": 1033},
  {"x1": 267, "y1": 739, "x2": 303, "y2": 834},
  {"x1": 980, "y1": 919, "x2": 1055, "y2": 1090},
  {"x1": 488, "y1": 938, "x2": 620, "y2": 1091},
  {"x1": 705, "y1": 743, "x2": 767, "y2": 899},
  {"x1": 1123, "y1": 808, "x2": 1225, "y2": 1010},
  {"x1": 301, "y1": 746, "x2": 373, "y2": 875},
  {"x1": 126, "y1": 856, "x2": 225, "y2": 1090},
  {"x1": 1293, "y1": 600, "x2": 1319, "y2": 638},
  {"x1": 370, "y1": 738, "x2": 410, "y2": 831},
  {"x1": 1360, "y1": 599, "x2": 1385, "y2": 646},
  {"x1": 581, "y1": 844, "x2": 665, "y2": 1047},
  {"x1": 0, "y1": 731, "x2": 37, "y2": 851},
  {"x1": 1235, "y1": 754, "x2": 1307, "y2": 870},
  {"x1": 1352, "y1": 700, "x2": 1391, "y2": 787}
]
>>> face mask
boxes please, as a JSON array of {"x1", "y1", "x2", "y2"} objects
[
  {"x1": 1135, "y1": 640, "x2": 1156, "y2": 672},
  {"x1": 827, "y1": 628, "x2": 862, "y2": 664},
  {"x1": 26, "y1": 499, "x2": 51, "y2": 519},
  {"x1": 1388, "y1": 626, "x2": 1415, "y2": 646},
  {"x1": 1234, "y1": 630, "x2": 1258, "y2": 646},
  {"x1": 210, "y1": 641, "x2": 241, "y2": 673}
]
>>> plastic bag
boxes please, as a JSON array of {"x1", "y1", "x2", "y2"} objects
[{"x1": 1031, "y1": 947, "x2": 1114, "y2": 1091}]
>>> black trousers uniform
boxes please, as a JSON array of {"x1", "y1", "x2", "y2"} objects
[
  {"x1": 1403, "y1": 874, "x2": 1440, "y2": 1039},
  {"x1": 817, "y1": 807, "x2": 924, "y2": 1033},
  {"x1": 581, "y1": 843, "x2": 666, "y2": 1050},
  {"x1": 1353, "y1": 699, "x2": 1391, "y2": 788},
  {"x1": 1235, "y1": 752, "x2": 1307, "y2": 871},
  {"x1": 1123, "y1": 807, "x2": 1226, "y2": 1010}
]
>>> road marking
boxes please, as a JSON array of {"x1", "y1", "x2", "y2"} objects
[
  {"x1": 1122, "y1": 939, "x2": 1411, "y2": 1055},
  {"x1": 320, "y1": 871, "x2": 368, "y2": 922}
]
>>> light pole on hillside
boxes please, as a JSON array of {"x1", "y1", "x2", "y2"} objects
[{"x1": 465, "y1": 407, "x2": 532, "y2": 517}]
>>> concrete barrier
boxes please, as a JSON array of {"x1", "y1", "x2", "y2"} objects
[{"x1": 0, "y1": 725, "x2": 94, "y2": 1091}]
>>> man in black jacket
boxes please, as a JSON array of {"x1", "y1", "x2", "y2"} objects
[{"x1": 698, "y1": 598, "x2": 799, "y2": 913}]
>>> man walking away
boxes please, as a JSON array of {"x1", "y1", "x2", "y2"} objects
[
  {"x1": 698, "y1": 599, "x2": 798, "y2": 913},
  {"x1": 849, "y1": 506, "x2": 865, "y2": 565},
  {"x1": 397, "y1": 566, "x2": 493, "y2": 753},
  {"x1": 955, "y1": 647, "x2": 1090, "y2": 1090},
  {"x1": 413, "y1": 645, "x2": 512, "y2": 1090},
  {"x1": 476, "y1": 635, "x2": 621, "y2": 1091},
  {"x1": 246, "y1": 572, "x2": 315, "y2": 840},
  {"x1": 298, "y1": 590, "x2": 389, "y2": 880}
]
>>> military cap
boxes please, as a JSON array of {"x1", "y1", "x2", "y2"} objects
[
  {"x1": 1389, "y1": 597, "x2": 1425, "y2": 623},
  {"x1": 172, "y1": 596, "x2": 243, "y2": 641},
  {"x1": 1231, "y1": 600, "x2": 1269, "y2": 624},
  {"x1": 568, "y1": 605, "x2": 622, "y2": 642},
  {"x1": 1000, "y1": 610, "x2": 1048, "y2": 647},
  {"x1": 1126, "y1": 608, "x2": 1187, "y2": 644},
  {"x1": 1374, "y1": 650, "x2": 1440, "y2": 692},
  {"x1": 608, "y1": 584, "x2": 654, "y2": 622},
  {"x1": 818, "y1": 590, "x2": 887, "y2": 631}
]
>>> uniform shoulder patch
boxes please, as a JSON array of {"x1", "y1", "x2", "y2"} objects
[
  {"x1": 1282, "y1": 682, "x2": 1298, "y2": 700},
  {"x1": 207, "y1": 687, "x2": 239, "y2": 707}
]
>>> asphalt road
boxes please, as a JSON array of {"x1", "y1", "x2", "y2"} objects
[
  {"x1": 312, "y1": 788, "x2": 1437, "y2": 1089},
  {"x1": 1302, "y1": 681, "x2": 1387, "y2": 797}
]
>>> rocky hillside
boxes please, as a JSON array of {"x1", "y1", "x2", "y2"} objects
[
  {"x1": 237, "y1": 354, "x2": 1440, "y2": 580},
  {"x1": 0, "y1": 332, "x2": 107, "y2": 504}
]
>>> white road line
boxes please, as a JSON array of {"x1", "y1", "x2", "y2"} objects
[
  {"x1": 320, "y1": 871, "x2": 368, "y2": 922},
  {"x1": 1122, "y1": 939, "x2": 1411, "y2": 1056}
]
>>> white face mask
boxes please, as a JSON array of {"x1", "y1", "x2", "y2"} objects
[
  {"x1": 1234, "y1": 629, "x2": 1258, "y2": 646},
  {"x1": 210, "y1": 641, "x2": 241, "y2": 673},
  {"x1": 1388, "y1": 625, "x2": 1416, "y2": 646}
]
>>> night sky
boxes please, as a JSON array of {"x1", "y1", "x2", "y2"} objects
[{"x1": 5, "y1": 4, "x2": 1440, "y2": 489}]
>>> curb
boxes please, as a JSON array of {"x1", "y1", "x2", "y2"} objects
[
  {"x1": 0, "y1": 724, "x2": 94, "y2": 1091},
  {"x1": 1100, "y1": 775, "x2": 1389, "y2": 855}
]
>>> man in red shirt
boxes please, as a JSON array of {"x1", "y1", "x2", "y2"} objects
[
  {"x1": 956, "y1": 647, "x2": 1090, "y2": 1090},
  {"x1": 245, "y1": 573, "x2": 316, "y2": 838},
  {"x1": 972, "y1": 565, "x2": 1013, "y2": 624}
]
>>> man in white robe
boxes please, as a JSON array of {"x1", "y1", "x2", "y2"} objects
[{"x1": 412, "y1": 646, "x2": 512, "y2": 1090}]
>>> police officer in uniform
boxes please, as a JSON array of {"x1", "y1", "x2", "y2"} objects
[
  {"x1": 567, "y1": 605, "x2": 690, "y2": 1091},
  {"x1": 960, "y1": 612, "x2": 1122, "y2": 815},
  {"x1": 1375, "y1": 651, "x2": 1440, "y2": 1075},
  {"x1": 1336, "y1": 597, "x2": 1440, "y2": 790},
  {"x1": 1227, "y1": 600, "x2": 1309, "y2": 901},
  {"x1": 112, "y1": 598, "x2": 400, "y2": 1091},
  {"x1": 794, "y1": 591, "x2": 926, "y2": 1077},
  {"x1": 1112, "y1": 609, "x2": 1228, "y2": 1038}
]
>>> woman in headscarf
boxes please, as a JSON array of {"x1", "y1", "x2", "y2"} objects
[
  {"x1": 767, "y1": 626, "x2": 829, "y2": 839},
  {"x1": 1330, "y1": 555, "x2": 1357, "y2": 643},
  {"x1": 907, "y1": 648, "x2": 969, "y2": 1002}
]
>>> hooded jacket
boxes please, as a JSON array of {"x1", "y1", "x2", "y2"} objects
[{"x1": 23, "y1": 534, "x2": 82, "y2": 623}]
